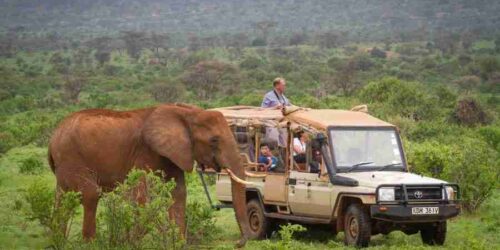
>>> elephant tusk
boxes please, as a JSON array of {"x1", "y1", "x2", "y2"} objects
[
  {"x1": 245, "y1": 171, "x2": 267, "y2": 178},
  {"x1": 226, "y1": 169, "x2": 253, "y2": 186}
]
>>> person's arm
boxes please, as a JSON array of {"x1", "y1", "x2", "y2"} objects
[{"x1": 293, "y1": 138, "x2": 305, "y2": 154}]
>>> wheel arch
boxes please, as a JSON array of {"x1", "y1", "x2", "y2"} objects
[{"x1": 333, "y1": 193, "x2": 373, "y2": 231}]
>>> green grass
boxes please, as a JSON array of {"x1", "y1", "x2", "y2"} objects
[{"x1": 0, "y1": 146, "x2": 498, "y2": 249}]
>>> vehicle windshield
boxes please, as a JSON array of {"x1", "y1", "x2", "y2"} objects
[{"x1": 329, "y1": 128, "x2": 404, "y2": 171}]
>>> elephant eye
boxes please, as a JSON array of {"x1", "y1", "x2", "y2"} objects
[{"x1": 209, "y1": 136, "x2": 220, "y2": 146}]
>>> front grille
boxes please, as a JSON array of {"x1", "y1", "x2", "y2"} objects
[{"x1": 395, "y1": 187, "x2": 442, "y2": 201}]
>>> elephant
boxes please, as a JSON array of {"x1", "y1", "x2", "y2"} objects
[{"x1": 48, "y1": 103, "x2": 252, "y2": 246}]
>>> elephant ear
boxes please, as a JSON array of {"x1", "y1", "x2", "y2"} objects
[{"x1": 142, "y1": 106, "x2": 196, "y2": 172}]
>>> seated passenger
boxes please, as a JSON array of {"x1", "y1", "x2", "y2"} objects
[
  {"x1": 258, "y1": 143, "x2": 278, "y2": 172},
  {"x1": 293, "y1": 131, "x2": 307, "y2": 164},
  {"x1": 309, "y1": 140, "x2": 322, "y2": 173}
]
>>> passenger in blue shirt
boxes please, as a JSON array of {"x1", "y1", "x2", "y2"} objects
[
  {"x1": 261, "y1": 77, "x2": 291, "y2": 109},
  {"x1": 257, "y1": 144, "x2": 278, "y2": 172}
]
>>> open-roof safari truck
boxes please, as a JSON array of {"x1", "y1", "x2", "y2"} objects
[{"x1": 198, "y1": 106, "x2": 460, "y2": 247}]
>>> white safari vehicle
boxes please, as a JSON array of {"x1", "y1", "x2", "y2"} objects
[{"x1": 199, "y1": 106, "x2": 460, "y2": 247}]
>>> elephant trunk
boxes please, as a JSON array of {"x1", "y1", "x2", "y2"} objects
[{"x1": 218, "y1": 147, "x2": 250, "y2": 247}]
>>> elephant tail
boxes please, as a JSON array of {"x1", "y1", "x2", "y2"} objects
[{"x1": 48, "y1": 147, "x2": 56, "y2": 173}]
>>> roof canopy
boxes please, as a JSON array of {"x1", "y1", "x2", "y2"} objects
[{"x1": 212, "y1": 106, "x2": 394, "y2": 130}]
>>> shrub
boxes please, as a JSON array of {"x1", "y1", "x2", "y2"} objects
[
  {"x1": 406, "y1": 141, "x2": 456, "y2": 176},
  {"x1": 453, "y1": 75, "x2": 481, "y2": 92},
  {"x1": 19, "y1": 156, "x2": 45, "y2": 174},
  {"x1": 150, "y1": 81, "x2": 187, "y2": 103},
  {"x1": 407, "y1": 138, "x2": 499, "y2": 212},
  {"x1": 370, "y1": 47, "x2": 387, "y2": 58},
  {"x1": 276, "y1": 223, "x2": 307, "y2": 249},
  {"x1": 240, "y1": 56, "x2": 265, "y2": 70},
  {"x1": 96, "y1": 169, "x2": 184, "y2": 249},
  {"x1": 185, "y1": 200, "x2": 217, "y2": 244},
  {"x1": 359, "y1": 77, "x2": 438, "y2": 120},
  {"x1": 23, "y1": 179, "x2": 81, "y2": 249},
  {"x1": 452, "y1": 97, "x2": 491, "y2": 126},
  {"x1": 478, "y1": 126, "x2": 500, "y2": 151}
]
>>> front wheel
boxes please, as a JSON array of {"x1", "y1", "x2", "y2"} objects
[
  {"x1": 343, "y1": 204, "x2": 371, "y2": 247},
  {"x1": 246, "y1": 199, "x2": 272, "y2": 239},
  {"x1": 420, "y1": 221, "x2": 447, "y2": 245}
]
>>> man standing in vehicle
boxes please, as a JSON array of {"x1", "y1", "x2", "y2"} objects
[{"x1": 261, "y1": 77, "x2": 291, "y2": 109}]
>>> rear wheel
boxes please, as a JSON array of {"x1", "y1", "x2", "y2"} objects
[
  {"x1": 343, "y1": 204, "x2": 371, "y2": 247},
  {"x1": 246, "y1": 199, "x2": 271, "y2": 239},
  {"x1": 420, "y1": 221, "x2": 447, "y2": 245}
]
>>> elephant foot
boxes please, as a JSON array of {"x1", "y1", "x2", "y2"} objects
[{"x1": 235, "y1": 236, "x2": 248, "y2": 248}]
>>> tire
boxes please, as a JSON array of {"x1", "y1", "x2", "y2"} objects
[
  {"x1": 420, "y1": 221, "x2": 447, "y2": 246},
  {"x1": 246, "y1": 199, "x2": 271, "y2": 239},
  {"x1": 343, "y1": 204, "x2": 371, "y2": 247}
]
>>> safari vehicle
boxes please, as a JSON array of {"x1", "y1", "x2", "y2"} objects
[{"x1": 199, "y1": 106, "x2": 460, "y2": 247}]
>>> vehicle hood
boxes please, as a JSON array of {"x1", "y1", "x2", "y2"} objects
[{"x1": 336, "y1": 171, "x2": 446, "y2": 189}]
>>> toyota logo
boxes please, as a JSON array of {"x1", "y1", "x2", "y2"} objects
[{"x1": 414, "y1": 190, "x2": 423, "y2": 199}]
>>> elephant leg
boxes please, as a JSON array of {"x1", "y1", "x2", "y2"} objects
[
  {"x1": 165, "y1": 166, "x2": 187, "y2": 237},
  {"x1": 82, "y1": 187, "x2": 100, "y2": 240},
  {"x1": 54, "y1": 184, "x2": 69, "y2": 237}
]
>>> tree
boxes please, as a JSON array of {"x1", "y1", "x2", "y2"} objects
[
  {"x1": 452, "y1": 75, "x2": 481, "y2": 93},
  {"x1": 63, "y1": 75, "x2": 87, "y2": 104},
  {"x1": 460, "y1": 30, "x2": 475, "y2": 51},
  {"x1": 253, "y1": 21, "x2": 276, "y2": 45},
  {"x1": 49, "y1": 52, "x2": 71, "y2": 75},
  {"x1": 149, "y1": 32, "x2": 170, "y2": 61},
  {"x1": 453, "y1": 97, "x2": 491, "y2": 126},
  {"x1": 150, "y1": 81, "x2": 186, "y2": 103},
  {"x1": 315, "y1": 31, "x2": 343, "y2": 49},
  {"x1": 121, "y1": 31, "x2": 147, "y2": 60},
  {"x1": 95, "y1": 51, "x2": 111, "y2": 66},
  {"x1": 182, "y1": 60, "x2": 240, "y2": 100},
  {"x1": 331, "y1": 59, "x2": 359, "y2": 95},
  {"x1": 289, "y1": 32, "x2": 307, "y2": 46}
]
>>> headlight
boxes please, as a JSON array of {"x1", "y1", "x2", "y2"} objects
[
  {"x1": 378, "y1": 188, "x2": 395, "y2": 201},
  {"x1": 444, "y1": 186, "x2": 456, "y2": 200}
]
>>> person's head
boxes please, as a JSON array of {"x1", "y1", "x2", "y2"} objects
[
  {"x1": 260, "y1": 143, "x2": 271, "y2": 156},
  {"x1": 273, "y1": 77, "x2": 286, "y2": 93},
  {"x1": 296, "y1": 131, "x2": 306, "y2": 141}
]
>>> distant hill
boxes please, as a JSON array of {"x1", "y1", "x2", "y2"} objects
[{"x1": 1, "y1": 0, "x2": 500, "y2": 37}]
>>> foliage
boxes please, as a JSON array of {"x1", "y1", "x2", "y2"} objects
[
  {"x1": 452, "y1": 97, "x2": 491, "y2": 126},
  {"x1": 23, "y1": 179, "x2": 81, "y2": 249},
  {"x1": 254, "y1": 223, "x2": 307, "y2": 250},
  {"x1": 185, "y1": 200, "x2": 217, "y2": 244},
  {"x1": 96, "y1": 169, "x2": 184, "y2": 249},
  {"x1": 407, "y1": 138, "x2": 499, "y2": 211},
  {"x1": 359, "y1": 77, "x2": 439, "y2": 120},
  {"x1": 18, "y1": 156, "x2": 44, "y2": 175}
]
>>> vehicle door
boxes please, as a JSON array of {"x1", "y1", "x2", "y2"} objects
[{"x1": 287, "y1": 142, "x2": 332, "y2": 218}]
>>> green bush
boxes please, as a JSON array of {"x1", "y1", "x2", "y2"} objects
[
  {"x1": 96, "y1": 169, "x2": 184, "y2": 249},
  {"x1": 406, "y1": 140, "x2": 455, "y2": 176},
  {"x1": 23, "y1": 179, "x2": 81, "y2": 249},
  {"x1": 478, "y1": 126, "x2": 500, "y2": 151},
  {"x1": 19, "y1": 156, "x2": 45, "y2": 175},
  {"x1": 185, "y1": 200, "x2": 217, "y2": 244},
  {"x1": 359, "y1": 77, "x2": 438, "y2": 120},
  {"x1": 407, "y1": 138, "x2": 499, "y2": 212},
  {"x1": 256, "y1": 223, "x2": 307, "y2": 250}
]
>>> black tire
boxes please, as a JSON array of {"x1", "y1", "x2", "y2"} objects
[
  {"x1": 246, "y1": 199, "x2": 271, "y2": 239},
  {"x1": 420, "y1": 221, "x2": 447, "y2": 246},
  {"x1": 343, "y1": 204, "x2": 371, "y2": 247}
]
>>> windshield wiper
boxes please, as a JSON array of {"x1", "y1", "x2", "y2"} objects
[
  {"x1": 376, "y1": 163, "x2": 403, "y2": 171},
  {"x1": 346, "y1": 162, "x2": 374, "y2": 172}
]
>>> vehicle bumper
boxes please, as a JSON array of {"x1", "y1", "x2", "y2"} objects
[{"x1": 370, "y1": 204, "x2": 460, "y2": 222}]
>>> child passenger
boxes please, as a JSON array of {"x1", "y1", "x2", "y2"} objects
[{"x1": 257, "y1": 143, "x2": 278, "y2": 172}]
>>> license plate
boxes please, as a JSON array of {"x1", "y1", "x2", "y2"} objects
[{"x1": 412, "y1": 207, "x2": 439, "y2": 215}]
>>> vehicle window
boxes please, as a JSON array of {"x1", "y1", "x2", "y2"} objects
[{"x1": 329, "y1": 129, "x2": 403, "y2": 169}]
